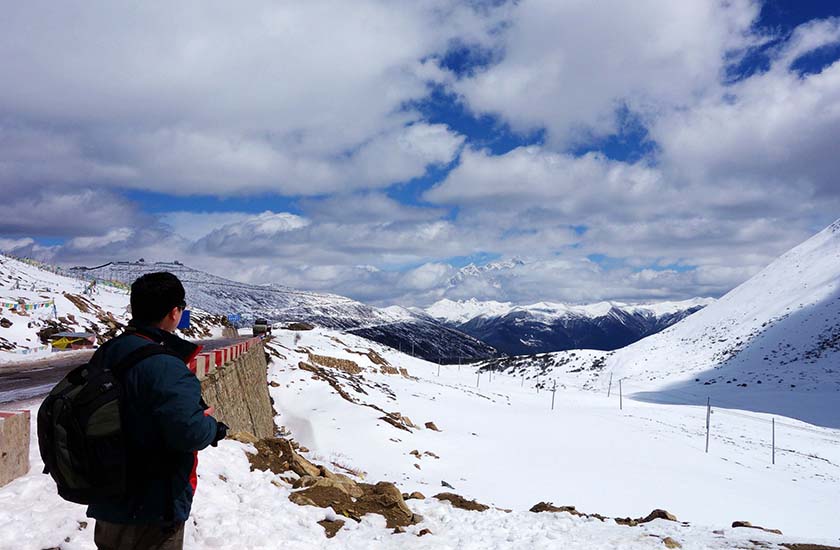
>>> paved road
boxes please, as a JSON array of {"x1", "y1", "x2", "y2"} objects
[{"x1": 0, "y1": 337, "x2": 248, "y2": 406}]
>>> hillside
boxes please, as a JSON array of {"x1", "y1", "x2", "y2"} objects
[
  {"x1": 483, "y1": 220, "x2": 840, "y2": 429},
  {"x1": 71, "y1": 261, "x2": 497, "y2": 361},
  {"x1": 428, "y1": 298, "x2": 712, "y2": 355},
  {"x1": 3, "y1": 323, "x2": 839, "y2": 548}
]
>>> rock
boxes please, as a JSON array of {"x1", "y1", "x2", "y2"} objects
[
  {"x1": 404, "y1": 491, "x2": 425, "y2": 500},
  {"x1": 229, "y1": 431, "x2": 259, "y2": 445},
  {"x1": 414, "y1": 463, "x2": 421, "y2": 470},
  {"x1": 731, "y1": 521, "x2": 783, "y2": 535},
  {"x1": 293, "y1": 475, "x2": 364, "y2": 499},
  {"x1": 640, "y1": 509, "x2": 678, "y2": 524},
  {"x1": 662, "y1": 537, "x2": 682, "y2": 548},
  {"x1": 434, "y1": 492, "x2": 489, "y2": 512},
  {"x1": 409, "y1": 450, "x2": 421, "y2": 458},
  {"x1": 418, "y1": 529, "x2": 432, "y2": 537},
  {"x1": 423, "y1": 451, "x2": 439, "y2": 459},
  {"x1": 441, "y1": 480, "x2": 455, "y2": 489},
  {"x1": 530, "y1": 502, "x2": 580, "y2": 515},
  {"x1": 392, "y1": 526, "x2": 406, "y2": 534},
  {"x1": 269, "y1": 381, "x2": 281, "y2": 387},
  {"x1": 0, "y1": 318, "x2": 12, "y2": 328},
  {"x1": 290, "y1": 480, "x2": 420, "y2": 529},
  {"x1": 317, "y1": 519, "x2": 345, "y2": 538},
  {"x1": 424, "y1": 421, "x2": 441, "y2": 431}
]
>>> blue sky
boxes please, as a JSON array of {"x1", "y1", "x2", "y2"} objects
[{"x1": 1, "y1": 0, "x2": 839, "y2": 306}]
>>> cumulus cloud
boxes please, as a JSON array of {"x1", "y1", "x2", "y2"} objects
[
  {"x1": 0, "y1": 1, "x2": 486, "y2": 195},
  {"x1": 451, "y1": 0, "x2": 760, "y2": 145},
  {"x1": 0, "y1": 188, "x2": 143, "y2": 237}
]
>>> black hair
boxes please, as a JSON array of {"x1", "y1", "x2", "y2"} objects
[{"x1": 130, "y1": 272, "x2": 186, "y2": 325}]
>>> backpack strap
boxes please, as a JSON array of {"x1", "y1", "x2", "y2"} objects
[{"x1": 109, "y1": 343, "x2": 181, "y2": 378}]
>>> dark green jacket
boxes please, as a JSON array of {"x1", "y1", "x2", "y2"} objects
[{"x1": 87, "y1": 325, "x2": 218, "y2": 525}]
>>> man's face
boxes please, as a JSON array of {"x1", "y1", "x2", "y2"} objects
[{"x1": 160, "y1": 305, "x2": 184, "y2": 333}]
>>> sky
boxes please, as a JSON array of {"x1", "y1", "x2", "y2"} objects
[{"x1": 1, "y1": 0, "x2": 839, "y2": 307}]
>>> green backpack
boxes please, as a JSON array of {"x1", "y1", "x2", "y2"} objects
[{"x1": 37, "y1": 338, "x2": 177, "y2": 504}]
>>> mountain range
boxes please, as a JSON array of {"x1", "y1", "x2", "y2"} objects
[
  {"x1": 481, "y1": 219, "x2": 840, "y2": 428},
  {"x1": 70, "y1": 261, "x2": 497, "y2": 362},
  {"x1": 425, "y1": 297, "x2": 713, "y2": 355}
]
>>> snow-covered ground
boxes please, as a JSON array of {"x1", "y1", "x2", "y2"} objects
[
  {"x1": 3, "y1": 326, "x2": 839, "y2": 548},
  {"x1": 0, "y1": 255, "x2": 230, "y2": 365}
]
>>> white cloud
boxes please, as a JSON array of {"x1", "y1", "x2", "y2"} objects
[
  {"x1": 0, "y1": 237, "x2": 35, "y2": 252},
  {"x1": 67, "y1": 228, "x2": 134, "y2": 250},
  {"x1": 451, "y1": 0, "x2": 760, "y2": 145},
  {"x1": 0, "y1": 1, "x2": 487, "y2": 195}
]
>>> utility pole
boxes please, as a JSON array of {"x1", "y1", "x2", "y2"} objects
[
  {"x1": 476, "y1": 371, "x2": 480, "y2": 388},
  {"x1": 619, "y1": 379, "x2": 623, "y2": 410},
  {"x1": 772, "y1": 417, "x2": 776, "y2": 465},
  {"x1": 437, "y1": 358, "x2": 441, "y2": 377},
  {"x1": 551, "y1": 380, "x2": 557, "y2": 410},
  {"x1": 607, "y1": 373, "x2": 613, "y2": 397},
  {"x1": 705, "y1": 397, "x2": 711, "y2": 454}
]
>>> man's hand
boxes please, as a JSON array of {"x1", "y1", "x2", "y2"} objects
[{"x1": 211, "y1": 422, "x2": 229, "y2": 447}]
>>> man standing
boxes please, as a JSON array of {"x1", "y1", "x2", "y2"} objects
[{"x1": 88, "y1": 272, "x2": 227, "y2": 550}]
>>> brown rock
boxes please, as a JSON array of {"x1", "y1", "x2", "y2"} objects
[
  {"x1": 405, "y1": 491, "x2": 425, "y2": 500},
  {"x1": 530, "y1": 502, "x2": 580, "y2": 515},
  {"x1": 423, "y1": 451, "x2": 440, "y2": 459},
  {"x1": 0, "y1": 318, "x2": 12, "y2": 328},
  {"x1": 425, "y1": 421, "x2": 441, "y2": 431},
  {"x1": 410, "y1": 450, "x2": 422, "y2": 458},
  {"x1": 393, "y1": 526, "x2": 406, "y2": 534},
  {"x1": 230, "y1": 431, "x2": 259, "y2": 445},
  {"x1": 269, "y1": 381, "x2": 281, "y2": 387},
  {"x1": 418, "y1": 529, "x2": 432, "y2": 537},
  {"x1": 662, "y1": 537, "x2": 682, "y2": 548},
  {"x1": 246, "y1": 437, "x2": 321, "y2": 478},
  {"x1": 290, "y1": 480, "x2": 420, "y2": 529},
  {"x1": 318, "y1": 519, "x2": 345, "y2": 538},
  {"x1": 293, "y1": 475, "x2": 364, "y2": 499},
  {"x1": 434, "y1": 492, "x2": 489, "y2": 512},
  {"x1": 732, "y1": 521, "x2": 783, "y2": 535},
  {"x1": 640, "y1": 509, "x2": 678, "y2": 524}
]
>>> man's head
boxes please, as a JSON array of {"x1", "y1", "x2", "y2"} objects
[{"x1": 130, "y1": 272, "x2": 187, "y2": 332}]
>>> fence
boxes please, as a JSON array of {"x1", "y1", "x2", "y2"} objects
[
  {"x1": 188, "y1": 337, "x2": 263, "y2": 380},
  {"x1": 471, "y1": 363, "x2": 840, "y2": 470}
]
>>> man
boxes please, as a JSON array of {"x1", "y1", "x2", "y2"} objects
[{"x1": 88, "y1": 272, "x2": 228, "y2": 550}]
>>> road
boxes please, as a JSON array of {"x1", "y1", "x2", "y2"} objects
[{"x1": 0, "y1": 337, "x2": 248, "y2": 406}]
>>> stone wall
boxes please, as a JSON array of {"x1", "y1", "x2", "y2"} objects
[
  {"x1": 0, "y1": 410, "x2": 30, "y2": 487},
  {"x1": 200, "y1": 341, "x2": 275, "y2": 439}
]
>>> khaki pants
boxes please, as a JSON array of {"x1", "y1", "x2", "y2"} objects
[{"x1": 94, "y1": 520, "x2": 185, "y2": 550}]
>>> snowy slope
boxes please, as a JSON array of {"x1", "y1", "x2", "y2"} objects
[
  {"x1": 428, "y1": 297, "x2": 712, "y2": 355},
  {"x1": 482, "y1": 220, "x2": 840, "y2": 429},
  {"x1": 0, "y1": 255, "x2": 226, "y2": 363},
  {"x1": 73, "y1": 261, "x2": 497, "y2": 361},
  {"x1": 2, "y1": 324, "x2": 839, "y2": 548},
  {"x1": 601, "y1": 219, "x2": 840, "y2": 428}
]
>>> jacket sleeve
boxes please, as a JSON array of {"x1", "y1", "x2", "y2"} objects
[{"x1": 143, "y1": 356, "x2": 218, "y2": 452}]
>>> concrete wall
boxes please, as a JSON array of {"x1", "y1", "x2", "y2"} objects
[
  {"x1": 0, "y1": 410, "x2": 30, "y2": 487},
  {"x1": 199, "y1": 341, "x2": 275, "y2": 439}
]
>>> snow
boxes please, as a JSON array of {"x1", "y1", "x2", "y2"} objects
[
  {"x1": 0, "y1": 255, "x2": 226, "y2": 365},
  {"x1": 0, "y1": 255, "x2": 130, "y2": 362},
  {"x1": 2, "y1": 325, "x2": 839, "y2": 548},
  {"x1": 599, "y1": 219, "x2": 840, "y2": 428},
  {"x1": 2, "y1": 224, "x2": 839, "y2": 548},
  {"x1": 426, "y1": 297, "x2": 715, "y2": 325}
]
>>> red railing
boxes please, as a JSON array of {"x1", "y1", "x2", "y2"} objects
[{"x1": 188, "y1": 337, "x2": 262, "y2": 379}]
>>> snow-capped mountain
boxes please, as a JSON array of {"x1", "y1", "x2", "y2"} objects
[
  {"x1": 428, "y1": 297, "x2": 712, "y2": 355},
  {"x1": 483, "y1": 219, "x2": 840, "y2": 428},
  {"x1": 71, "y1": 261, "x2": 496, "y2": 361},
  {"x1": 603, "y1": 218, "x2": 840, "y2": 427},
  {"x1": 0, "y1": 255, "x2": 226, "y2": 361}
]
